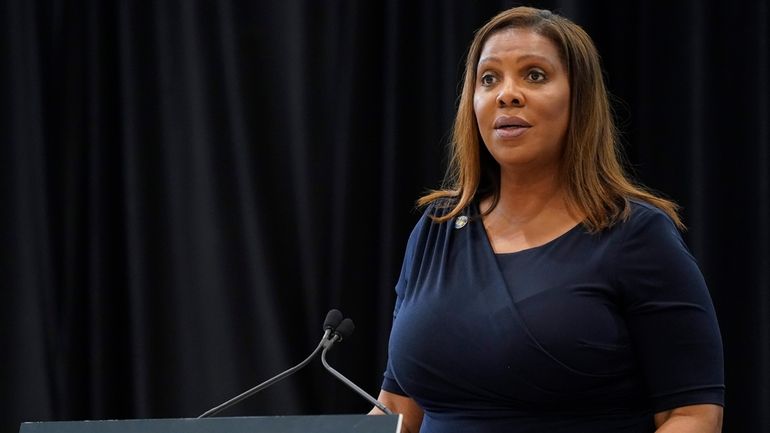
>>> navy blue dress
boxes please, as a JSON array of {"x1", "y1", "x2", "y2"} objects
[{"x1": 382, "y1": 200, "x2": 724, "y2": 432}]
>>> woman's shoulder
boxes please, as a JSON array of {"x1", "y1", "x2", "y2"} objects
[
  {"x1": 612, "y1": 198, "x2": 686, "y2": 253},
  {"x1": 624, "y1": 198, "x2": 680, "y2": 231}
]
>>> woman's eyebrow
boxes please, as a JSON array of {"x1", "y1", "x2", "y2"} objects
[{"x1": 478, "y1": 53, "x2": 556, "y2": 69}]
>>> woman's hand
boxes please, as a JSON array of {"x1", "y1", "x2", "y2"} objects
[
  {"x1": 368, "y1": 390, "x2": 424, "y2": 433},
  {"x1": 654, "y1": 403, "x2": 723, "y2": 432}
]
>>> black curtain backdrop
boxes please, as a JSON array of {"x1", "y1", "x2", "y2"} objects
[{"x1": 2, "y1": 1, "x2": 768, "y2": 432}]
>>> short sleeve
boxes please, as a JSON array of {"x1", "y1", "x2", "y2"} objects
[
  {"x1": 381, "y1": 257, "x2": 409, "y2": 395},
  {"x1": 381, "y1": 208, "x2": 432, "y2": 396},
  {"x1": 615, "y1": 206, "x2": 725, "y2": 412}
]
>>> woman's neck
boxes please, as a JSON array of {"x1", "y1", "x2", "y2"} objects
[
  {"x1": 480, "y1": 165, "x2": 582, "y2": 254},
  {"x1": 484, "y1": 165, "x2": 570, "y2": 225}
]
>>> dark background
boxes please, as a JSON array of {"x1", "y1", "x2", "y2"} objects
[{"x1": 2, "y1": 0, "x2": 768, "y2": 432}]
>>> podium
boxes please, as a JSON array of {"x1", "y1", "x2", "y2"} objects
[{"x1": 19, "y1": 414, "x2": 403, "y2": 433}]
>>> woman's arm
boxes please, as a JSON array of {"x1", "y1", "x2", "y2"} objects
[
  {"x1": 368, "y1": 390, "x2": 424, "y2": 433},
  {"x1": 654, "y1": 404, "x2": 723, "y2": 432}
]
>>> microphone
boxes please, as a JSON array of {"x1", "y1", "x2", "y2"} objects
[
  {"x1": 198, "y1": 309, "x2": 344, "y2": 418},
  {"x1": 321, "y1": 318, "x2": 394, "y2": 415}
]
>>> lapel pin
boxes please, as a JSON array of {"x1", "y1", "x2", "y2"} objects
[{"x1": 454, "y1": 215, "x2": 469, "y2": 229}]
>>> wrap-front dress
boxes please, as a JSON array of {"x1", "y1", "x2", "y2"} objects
[{"x1": 382, "y1": 200, "x2": 724, "y2": 433}]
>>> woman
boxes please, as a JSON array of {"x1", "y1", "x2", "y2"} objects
[{"x1": 370, "y1": 6, "x2": 724, "y2": 433}]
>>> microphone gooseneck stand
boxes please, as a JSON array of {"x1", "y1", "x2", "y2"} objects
[
  {"x1": 198, "y1": 309, "x2": 344, "y2": 418},
  {"x1": 197, "y1": 310, "x2": 395, "y2": 417}
]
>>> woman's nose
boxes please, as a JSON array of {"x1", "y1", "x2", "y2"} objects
[{"x1": 496, "y1": 80, "x2": 524, "y2": 107}]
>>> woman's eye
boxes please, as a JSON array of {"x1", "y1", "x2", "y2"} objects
[
  {"x1": 480, "y1": 74, "x2": 497, "y2": 86},
  {"x1": 527, "y1": 70, "x2": 546, "y2": 82}
]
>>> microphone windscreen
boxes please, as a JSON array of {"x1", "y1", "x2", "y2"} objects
[
  {"x1": 323, "y1": 309, "x2": 344, "y2": 331},
  {"x1": 335, "y1": 318, "x2": 355, "y2": 340}
]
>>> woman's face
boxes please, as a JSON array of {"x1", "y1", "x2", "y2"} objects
[{"x1": 473, "y1": 28, "x2": 570, "y2": 173}]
